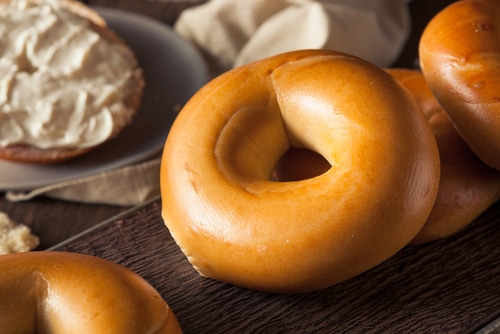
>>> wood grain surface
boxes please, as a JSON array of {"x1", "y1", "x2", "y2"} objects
[
  {"x1": 54, "y1": 197, "x2": 500, "y2": 334},
  {"x1": 0, "y1": 196, "x2": 126, "y2": 249}
]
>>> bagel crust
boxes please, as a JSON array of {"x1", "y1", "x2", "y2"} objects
[
  {"x1": 419, "y1": 0, "x2": 500, "y2": 170},
  {"x1": 161, "y1": 50, "x2": 440, "y2": 293},
  {"x1": 0, "y1": 251, "x2": 182, "y2": 333}
]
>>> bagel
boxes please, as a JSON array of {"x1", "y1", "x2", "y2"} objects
[
  {"x1": 160, "y1": 49, "x2": 440, "y2": 293},
  {"x1": 0, "y1": 0, "x2": 144, "y2": 164},
  {"x1": 0, "y1": 251, "x2": 182, "y2": 333},
  {"x1": 419, "y1": 0, "x2": 500, "y2": 171}
]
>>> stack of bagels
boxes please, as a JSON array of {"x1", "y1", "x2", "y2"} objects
[{"x1": 160, "y1": 0, "x2": 500, "y2": 293}]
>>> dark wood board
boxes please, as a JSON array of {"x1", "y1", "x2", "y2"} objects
[{"x1": 53, "y1": 197, "x2": 500, "y2": 334}]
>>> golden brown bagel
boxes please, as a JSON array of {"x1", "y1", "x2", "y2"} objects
[
  {"x1": 0, "y1": 251, "x2": 182, "y2": 333},
  {"x1": 419, "y1": 0, "x2": 500, "y2": 171},
  {"x1": 379, "y1": 69, "x2": 500, "y2": 243},
  {"x1": 160, "y1": 49, "x2": 440, "y2": 293}
]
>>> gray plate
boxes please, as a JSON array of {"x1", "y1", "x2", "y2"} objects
[{"x1": 0, "y1": 7, "x2": 208, "y2": 191}]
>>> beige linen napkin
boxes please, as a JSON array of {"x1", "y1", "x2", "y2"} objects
[
  {"x1": 6, "y1": 158, "x2": 161, "y2": 206},
  {"x1": 175, "y1": 0, "x2": 412, "y2": 76}
]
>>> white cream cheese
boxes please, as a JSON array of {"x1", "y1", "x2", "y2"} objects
[
  {"x1": 0, "y1": 0, "x2": 139, "y2": 149},
  {"x1": 0, "y1": 212, "x2": 39, "y2": 254}
]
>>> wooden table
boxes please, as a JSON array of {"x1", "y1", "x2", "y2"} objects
[
  {"x1": 50, "y1": 196, "x2": 500, "y2": 333},
  {"x1": 2, "y1": 0, "x2": 499, "y2": 332}
]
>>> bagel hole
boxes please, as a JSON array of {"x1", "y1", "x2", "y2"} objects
[{"x1": 273, "y1": 148, "x2": 331, "y2": 181}]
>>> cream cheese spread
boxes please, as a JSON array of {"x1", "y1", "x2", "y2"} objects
[
  {"x1": 0, "y1": 212, "x2": 39, "y2": 254},
  {"x1": 0, "y1": 0, "x2": 139, "y2": 149}
]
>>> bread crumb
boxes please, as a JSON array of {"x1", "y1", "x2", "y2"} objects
[{"x1": 0, "y1": 212, "x2": 40, "y2": 255}]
